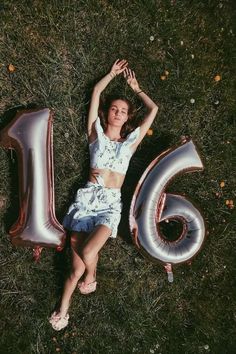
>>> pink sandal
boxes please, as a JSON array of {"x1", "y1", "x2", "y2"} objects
[
  {"x1": 49, "y1": 311, "x2": 69, "y2": 331},
  {"x1": 78, "y1": 280, "x2": 97, "y2": 295}
]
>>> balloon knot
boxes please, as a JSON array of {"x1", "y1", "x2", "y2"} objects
[{"x1": 33, "y1": 246, "x2": 43, "y2": 262}]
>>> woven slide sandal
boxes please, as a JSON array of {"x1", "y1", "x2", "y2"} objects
[
  {"x1": 49, "y1": 311, "x2": 69, "y2": 331},
  {"x1": 78, "y1": 280, "x2": 97, "y2": 295}
]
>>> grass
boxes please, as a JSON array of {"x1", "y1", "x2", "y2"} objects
[{"x1": 0, "y1": 0, "x2": 236, "y2": 353}]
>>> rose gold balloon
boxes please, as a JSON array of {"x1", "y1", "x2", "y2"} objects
[
  {"x1": 129, "y1": 138, "x2": 205, "y2": 281},
  {"x1": 0, "y1": 108, "x2": 65, "y2": 249}
]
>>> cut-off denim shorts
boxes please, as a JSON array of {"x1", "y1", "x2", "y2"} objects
[{"x1": 63, "y1": 178, "x2": 122, "y2": 238}]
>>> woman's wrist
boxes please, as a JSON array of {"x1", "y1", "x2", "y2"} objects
[
  {"x1": 109, "y1": 71, "x2": 116, "y2": 79},
  {"x1": 135, "y1": 89, "x2": 143, "y2": 94}
]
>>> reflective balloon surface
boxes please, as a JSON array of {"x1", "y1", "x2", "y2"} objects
[
  {"x1": 130, "y1": 138, "x2": 205, "y2": 265},
  {"x1": 0, "y1": 108, "x2": 65, "y2": 248}
]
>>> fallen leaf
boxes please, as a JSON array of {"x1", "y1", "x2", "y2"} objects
[
  {"x1": 225, "y1": 199, "x2": 234, "y2": 208},
  {"x1": 147, "y1": 129, "x2": 153, "y2": 136},
  {"x1": 160, "y1": 75, "x2": 166, "y2": 80},
  {"x1": 220, "y1": 181, "x2": 225, "y2": 188},
  {"x1": 214, "y1": 74, "x2": 221, "y2": 82},
  {"x1": 8, "y1": 64, "x2": 16, "y2": 72}
]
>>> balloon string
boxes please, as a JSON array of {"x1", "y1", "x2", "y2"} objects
[
  {"x1": 33, "y1": 246, "x2": 43, "y2": 262},
  {"x1": 10, "y1": 148, "x2": 15, "y2": 163},
  {"x1": 164, "y1": 263, "x2": 174, "y2": 283}
]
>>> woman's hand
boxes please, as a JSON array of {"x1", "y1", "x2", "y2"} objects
[
  {"x1": 124, "y1": 68, "x2": 141, "y2": 93},
  {"x1": 110, "y1": 59, "x2": 128, "y2": 77}
]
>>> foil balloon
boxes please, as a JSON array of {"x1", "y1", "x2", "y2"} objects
[
  {"x1": 129, "y1": 137, "x2": 205, "y2": 282},
  {"x1": 0, "y1": 108, "x2": 65, "y2": 249}
]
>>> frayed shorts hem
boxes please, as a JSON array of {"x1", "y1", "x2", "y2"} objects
[{"x1": 63, "y1": 215, "x2": 119, "y2": 239}]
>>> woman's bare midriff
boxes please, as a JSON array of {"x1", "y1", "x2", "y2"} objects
[{"x1": 89, "y1": 168, "x2": 125, "y2": 189}]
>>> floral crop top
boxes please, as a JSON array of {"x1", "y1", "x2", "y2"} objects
[{"x1": 89, "y1": 117, "x2": 140, "y2": 175}]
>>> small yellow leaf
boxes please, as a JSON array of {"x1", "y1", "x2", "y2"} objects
[
  {"x1": 147, "y1": 129, "x2": 153, "y2": 136},
  {"x1": 225, "y1": 200, "x2": 230, "y2": 205},
  {"x1": 220, "y1": 181, "x2": 225, "y2": 188},
  {"x1": 8, "y1": 64, "x2": 16, "y2": 72},
  {"x1": 160, "y1": 75, "x2": 167, "y2": 80},
  {"x1": 164, "y1": 70, "x2": 169, "y2": 76},
  {"x1": 214, "y1": 74, "x2": 221, "y2": 82}
]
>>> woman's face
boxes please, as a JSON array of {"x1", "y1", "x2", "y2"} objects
[{"x1": 107, "y1": 99, "x2": 129, "y2": 127}]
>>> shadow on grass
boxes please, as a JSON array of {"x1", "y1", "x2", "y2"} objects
[{"x1": 51, "y1": 233, "x2": 71, "y2": 307}]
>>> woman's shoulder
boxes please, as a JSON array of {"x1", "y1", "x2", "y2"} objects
[
  {"x1": 88, "y1": 116, "x2": 104, "y2": 146},
  {"x1": 94, "y1": 116, "x2": 104, "y2": 132},
  {"x1": 123, "y1": 125, "x2": 140, "y2": 146}
]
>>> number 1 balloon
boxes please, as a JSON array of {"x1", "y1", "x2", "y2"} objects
[
  {"x1": 0, "y1": 108, "x2": 65, "y2": 249},
  {"x1": 129, "y1": 137, "x2": 205, "y2": 281}
]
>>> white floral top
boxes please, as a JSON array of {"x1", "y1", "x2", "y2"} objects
[{"x1": 89, "y1": 117, "x2": 140, "y2": 175}]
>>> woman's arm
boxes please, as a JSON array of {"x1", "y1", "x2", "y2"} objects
[
  {"x1": 124, "y1": 68, "x2": 159, "y2": 150},
  {"x1": 87, "y1": 59, "x2": 128, "y2": 142}
]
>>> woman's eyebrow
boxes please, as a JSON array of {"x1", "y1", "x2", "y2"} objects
[{"x1": 111, "y1": 105, "x2": 128, "y2": 111}]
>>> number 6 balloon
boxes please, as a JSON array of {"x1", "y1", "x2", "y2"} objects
[
  {"x1": 129, "y1": 137, "x2": 206, "y2": 282},
  {"x1": 0, "y1": 108, "x2": 65, "y2": 249}
]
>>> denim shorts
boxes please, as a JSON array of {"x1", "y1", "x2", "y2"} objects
[{"x1": 63, "y1": 180, "x2": 122, "y2": 238}]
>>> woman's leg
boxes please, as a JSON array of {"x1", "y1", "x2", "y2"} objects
[
  {"x1": 50, "y1": 225, "x2": 111, "y2": 330},
  {"x1": 80, "y1": 224, "x2": 112, "y2": 284},
  {"x1": 56, "y1": 231, "x2": 88, "y2": 317}
]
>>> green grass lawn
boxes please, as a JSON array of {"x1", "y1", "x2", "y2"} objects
[{"x1": 0, "y1": 0, "x2": 236, "y2": 353}]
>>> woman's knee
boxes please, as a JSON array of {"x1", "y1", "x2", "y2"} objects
[
  {"x1": 71, "y1": 263, "x2": 86, "y2": 280},
  {"x1": 81, "y1": 247, "x2": 98, "y2": 265}
]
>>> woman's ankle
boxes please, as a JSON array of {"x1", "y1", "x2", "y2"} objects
[
  {"x1": 83, "y1": 275, "x2": 96, "y2": 284},
  {"x1": 58, "y1": 301, "x2": 70, "y2": 317},
  {"x1": 84, "y1": 268, "x2": 96, "y2": 284},
  {"x1": 57, "y1": 308, "x2": 68, "y2": 317}
]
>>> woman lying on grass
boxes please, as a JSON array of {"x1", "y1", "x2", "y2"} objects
[{"x1": 49, "y1": 59, "x2": 158, "y2": 331}]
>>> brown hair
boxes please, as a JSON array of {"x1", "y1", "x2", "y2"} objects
[{"x1": 98, "y1": 94, "x2": 137, "y2": 138}]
